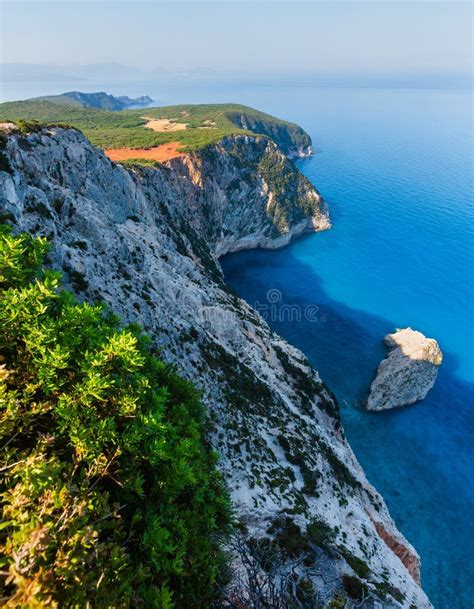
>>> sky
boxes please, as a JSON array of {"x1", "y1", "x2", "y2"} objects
[{"x1": 0, "y1": 1, "x2": 472, "y2": 75}]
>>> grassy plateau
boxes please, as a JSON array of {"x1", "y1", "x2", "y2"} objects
[{"x1": 0, "y1": 98, "x2": 309, "y2": 154}]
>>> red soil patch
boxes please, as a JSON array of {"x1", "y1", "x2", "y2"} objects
[
  {"x1": 373, "y1": 521, "x2": 421, "y2": 583},
  {"x1": 104, "y1": 142, "x2": 185, "y2": 162}
]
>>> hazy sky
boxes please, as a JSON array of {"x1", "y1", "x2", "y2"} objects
[{"x1": 1, "y1": 1, "x2": 472, "y2": 74}]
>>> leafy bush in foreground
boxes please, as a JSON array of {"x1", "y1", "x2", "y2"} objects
[{"x1": 0, "y1": 227, "x2": 230, "y2": 608}]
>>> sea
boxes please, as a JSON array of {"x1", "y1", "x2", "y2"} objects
[{"x1": 2, "y1": 79, "x2": 473, "y2": 609}]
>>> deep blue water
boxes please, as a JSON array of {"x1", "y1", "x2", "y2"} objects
[
  {"x1": 220, "y1": 87, "x2": 473, "y2": 609},
  {"x1": 3, "y1": 80, "x2": 472, "y2": 608}
]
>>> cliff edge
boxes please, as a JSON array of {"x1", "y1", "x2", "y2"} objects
[{"x1": 0, "y1": 123, "x2": 431, "y2": 607}]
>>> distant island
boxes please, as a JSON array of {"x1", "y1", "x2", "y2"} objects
[{"x1": 32, "y1": 91, "x2": 154, "y2": 111}]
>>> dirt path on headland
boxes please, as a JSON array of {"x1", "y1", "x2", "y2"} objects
[
  {"x1": 142, "y1": 117, "x2": 188, "y2": 132},
  {"x1": 104, "y1": 142, "x2": 185, "y2": 162}
]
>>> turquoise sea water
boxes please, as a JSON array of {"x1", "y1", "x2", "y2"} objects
[{"x1": 220, "y1": 87, "x2": 473, "y2": 609}]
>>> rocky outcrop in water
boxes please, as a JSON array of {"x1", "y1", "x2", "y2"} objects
[
  {"x1": 367, "y1": 328, "x2": 443, "y2": 411},
  {"x1": 0, "y1": 125, "x2": 431, "y2": 607}
]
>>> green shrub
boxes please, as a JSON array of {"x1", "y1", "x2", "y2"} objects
[
  {"x1": 0, "y1": 135, "x2": 12, "y2": 174},
  {"x1": 344, "y1": 553, "x2": 371, "y2": 579},
  {"x1": 306, "y1": 517, "x2": 336, "y2": 550},
  {"x1": 342, "y1": 574, "x2": 368, "y2": 601},
  {"x1": 374, "y1": 581, "x2": 405, "y2": 603},
  {"x1": 16, "y1": 118, "x2": 44, "y2": 134},
  {"x1": 0, "y1": 227, "x2": 230, "y2": 608}
]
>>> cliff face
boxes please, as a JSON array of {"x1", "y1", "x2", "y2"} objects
[
  {"x1": 226, "y1": 111, "x2": 313, "y2": 158},
  {"x1": 0, "y1": 126, "x2": 431, "y2": 608},
  {"x1": 158, "y1": 135, "x2": 329, "y2": 257}
]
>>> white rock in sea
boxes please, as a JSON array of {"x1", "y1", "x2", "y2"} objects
[{"x1": 367, "y1": 328, "x2": 443, "y2": 411}]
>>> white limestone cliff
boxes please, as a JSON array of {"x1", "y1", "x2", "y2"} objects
[{"x1": 0, "y1": 126, "x2": 431, "y2": 607}]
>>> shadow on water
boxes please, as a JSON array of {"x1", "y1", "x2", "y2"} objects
[{"x1": 221, "y1": 244, "x2": 474, "y2": 609}]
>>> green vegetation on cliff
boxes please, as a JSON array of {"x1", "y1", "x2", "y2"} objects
[
  {"x1": 0, "y1": 227, "x2": 230, "y2": 608},
  {"x1": 0, "y1": 98, "x2": 311, "y2": 154}
]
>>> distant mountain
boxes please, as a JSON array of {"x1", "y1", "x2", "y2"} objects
[
  {"x1": 0, "y1": 63, "x2": 146, "y2": 83},
  {"x1": 0, "y1": 63, "x2": 85, "y2": 83},
  {"x1": 34, "y1": 91, "x2": 154, "y2": 111}
]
